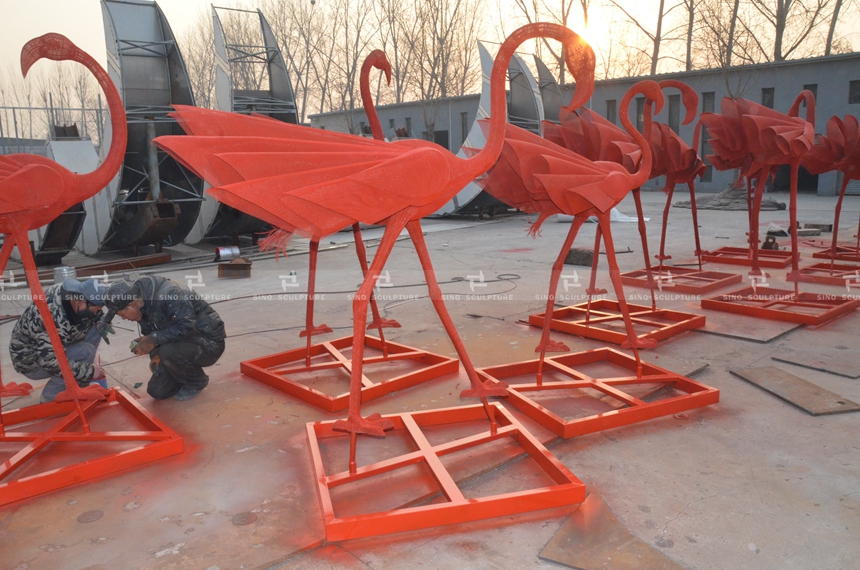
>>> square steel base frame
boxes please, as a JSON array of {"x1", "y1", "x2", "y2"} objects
[
  {"x1": 0, "y1": 389, "x2": 184, "y2": 506},
  {"x1": 621, "y1": 267, "x2": 743, "y2": 294},
  {"x1": 528, "y1": 299, "x2": 706, "y2": 345},
  {"x1": 701, "y1": 286, "x2": 860, "y2": 325},
  {"x1": 477, "y1": 348, "x2": 719, "y2": 438},
  {"x1": 788, "y1": 262, "x2": 860, "y2": 287},
  {"x1": 307, "y1": 403, "x2": 586, "y2": 541},
  {"x1": 812, "y1": 245, "x2": 860, "y2": 263},
  {"x1": 702, "y1": 246, "x2": 793, "y2": 268},
  {"x1": 241, "y1": 335, "x2": 459, "y2": 412}
]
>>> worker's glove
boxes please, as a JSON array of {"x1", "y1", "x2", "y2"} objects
[{"x1": 94, "y1": 311, "x2": 116, "y2": 344}]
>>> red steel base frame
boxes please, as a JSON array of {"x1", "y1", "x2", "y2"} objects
[
  {"x1": 307, "y1": 403, "x2": 585, "y2": 541},
  {"x1": 701, "y1": 286, "x2": 860, "y2": 325},
  {"x1": 476, "y1": 347, "x2": 719, "y2": 438},
  {"x1": 0, "y1": 389, "x2": 183, "y2": 506},
  {"x1": 241, "y1": 335, "x2": 459, "y2": 412},
  {"x1": 621, "y1": 267, "x2": 743, "y2": 294},
  {"x1": 812, "y1": 244, "x2": 860, "y2": 263},
  {"x1": 528, "y1": 299, "x2": 705, "y2": 345},
  {"x1": 702, "y1": 246, "x2": 793, "y2": 268},
  {"x1": 788, "y1": 263, "x2": 860, "y2": 287}
]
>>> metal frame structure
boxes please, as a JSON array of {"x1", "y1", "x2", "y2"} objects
[
  {"x1": 0, "y1": 389, "x2": 183, "y2": 506},
  {"x1": 620, "y1": 267, "x2": 743, "y2": 294},
  {"x1": 476, "y1": 348, "x2": 719, "y2": 438},
  {"x1": 241, "y1": 335, "x2": 459, "y2": 412},
  {"x1": 812, "y1": 244, "x2": 860, "y2": 263},
  {"x1": 528, "y1": 299, "x2": 706, "y2": 345},
  {"x1": 701, "y1": 286, "x2": 860, "y2": 325},
  {"x1": 701, "y1": 246, "x2": 794, "y2": 268},
  {"x1": 307, "y1": 403, "x2": 585, "y2": 541},
  {"x1": 788, "y1": 262, "x2": 860, "y2": 287}
]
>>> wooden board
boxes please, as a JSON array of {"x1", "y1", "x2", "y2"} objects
[
  {"x1": 540, "y1": 494, "x2": 687, "y2": 570},
  {"x1": 730, "y1": 367, "x2": 860, "y2": 416}
]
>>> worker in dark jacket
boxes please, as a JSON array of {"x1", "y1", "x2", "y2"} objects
[{"x1": 104, "y1": 276, "x2": 226, "y2": 401}]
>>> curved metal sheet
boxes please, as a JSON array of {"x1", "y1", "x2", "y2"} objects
[
  {"x1": 535, "y1": 55, "x2": 564, "y2": 123},
  {"x1": 98, "y1": 0, "x2": 204, "y2": 252},
  {"x1": 508, "y1": 53, "x2": 543, "y2": 134}
]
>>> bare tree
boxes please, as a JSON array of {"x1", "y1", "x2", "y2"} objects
[
  {"x1": 608, "y1": 0, "x2": 683, "y2": 76},
  {"x1": 746, "y1": 0, "x2": 830, "y2": 61},
  {"x1": 180, "y1": 7, "x2": 217, "y2": 109}
]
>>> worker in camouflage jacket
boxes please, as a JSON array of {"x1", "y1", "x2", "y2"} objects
[
  {"x1": 10, "y1": 279, "x2": 109, "y2": 403},
  {"x1": 104, "y1": 275, "x2": 225, "y2": 401}
]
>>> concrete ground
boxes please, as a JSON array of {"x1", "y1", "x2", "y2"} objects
[{"x1": 1, "y1": 191, "x2": 859, "y2": 570}]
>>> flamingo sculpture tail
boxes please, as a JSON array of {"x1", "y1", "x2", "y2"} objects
[{"x1": 0, "y1": 34, "x2": 126, "y2": 409}]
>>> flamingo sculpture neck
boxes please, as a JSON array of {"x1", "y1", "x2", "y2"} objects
[
  {"x1": 360, "y1": 50, "x2": 391, "y2": 141},
  {"x1": 22, "y1": 33, "x2": 127, "y2": 197},
  {"x1": 619, "y1": 81, "x2": 662, "y2": 190},
  {"x1": 788, "y1": 89, "x2": 816, "y2": 127}
]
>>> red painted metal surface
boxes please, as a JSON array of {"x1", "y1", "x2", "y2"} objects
[
  {"x1": 788, "y1": 263, "x2": 860, "y2": 288},
  {"x1": 528, "y1": 299, "x2": 705, "y2": 346},
  {"x1": 0, "y1": 34, "x2": 125, "y2": 405},
  {"x1": 701, "y1": 286, "x2": 860, "y2": 325},
  {"x1": 700, "y1": 92, "x2": 815, "y2": 284},
  {"x1": 476, "y1": 348, "x2": 719, "y2": 438},
  {"x1": 306, "y1": 403, "x2": 585, "y2": 541},
  {"x1": 702, "y1": 246, "x2": 794, "y2": 268},
  {"x1": 241, "y1": 335, "x2": 458, "y2": 412},
  {"x1": 0, "y1": 389, "x2": 183, "y2": 506},
  {"x1": 156, "y1": 24, "x2": 595, "y2": 462},
  {"x1": 812, "y1": 245, "x2": 860, "y2": 263},
  {"x1": 620, "y1": 267, "x2": 742, "y2": 294},
  {"x1": 803, "y1": 114, "x2": 860, "y2": 265}
]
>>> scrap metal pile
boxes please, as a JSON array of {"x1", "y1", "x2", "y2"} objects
[{"x1": 3, "y1": 12, "x2": 859, "y2": 547}]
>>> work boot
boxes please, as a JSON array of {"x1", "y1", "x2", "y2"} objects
[{"x1": 174, "y1": 385, "x2": 203, "y2": 401}]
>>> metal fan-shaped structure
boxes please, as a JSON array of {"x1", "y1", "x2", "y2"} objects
[{"x1": 97, "y1": 0, "x2": 204, "y2": 253}]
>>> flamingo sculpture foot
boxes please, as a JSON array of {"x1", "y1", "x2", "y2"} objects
[
  {"x1": 585, "y1": 287, "x2": 608, "y2": 295},
  {"x1": 0, "y1": 381, "x2": 33, "y2": 397},
  {"x1": 655, "y1": 254, "x2": 672, "y2": 261},
  {"x1": 459, "y1": 380, "x2": 509, "y2": 399},
  {"x1": 367, "y1": 318, "x2": 401, "y2": 330},
  {"x1": 54, "y1": 385, "x2": 110, "y2": 403},
  {"x1": 300, "y1": 324, "x2": 333, "y2": 338},
  {"x1": 333, "y1": 413, "x2": 394, "y2": 437},
  {"x1": 621, "y1": 337, "x2": 657, "y2": 350},
  {"x1": 535, "y1": 339, "x2": 570, "y2": 353}
]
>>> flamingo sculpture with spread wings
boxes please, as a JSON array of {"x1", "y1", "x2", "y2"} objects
[
  {"x1": 0, "y1": 34, "x2": 125, "y2": 405},
  {"x1": 156, "y1": 24, "x2": 595, "y2": 443},
  {"x1": 700, "y1": 92, "x2": 815, "y2": 289},
  {"x1": 802, "y1": 114, "x2": 860, "y2": 267}
]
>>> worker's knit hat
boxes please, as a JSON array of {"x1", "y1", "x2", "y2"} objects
[{"x1": 104, "y1": 280, "x2": 136, "y2": 312}]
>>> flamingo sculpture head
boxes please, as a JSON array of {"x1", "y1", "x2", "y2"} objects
[{"x1": 21, "y1": 33, "x2": 85, "y2": 77}]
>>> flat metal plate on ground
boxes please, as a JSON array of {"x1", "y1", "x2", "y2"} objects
[
  {"x1": 730, "y1": 367, "x2": 860, "y2": 416},
  {"x1": 771, "y1": 348, "x2": 860, "y2": 378},
  {"x1": 241, "y1": 335, "x2": 459, "y2": 412},
  {"x1": 702, "y1": 246, "x2": 793, "y2": 268},
  {"x1": 528, "y1": 300, "x2": 705, "y2": 346},
  {"x1": 540, "y1": 493, "x2": 687, "y2": 570},
  {"x1": 307, "y1": 403, "x2": 585, "y2": 541},
  {"x1": 477, "y1": 348, "x2": 719, "y2": 439},
  {"x1": 621, "y1": 267, "x2": 742, "y2": 295},
  {"x1": 701, "y1": 286, "x2": 860, "y2": 326},
  {"x1": 695, "y1": 306, "x2": 801, "y2": 343}
]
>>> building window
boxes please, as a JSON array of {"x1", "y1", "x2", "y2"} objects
[
  {"x1": 849, "y1": 80, "x2": 860, "y2": 104},
  {"x1": 388, "y1": 118, "x2": 395, "y2": 129},
  {"x1": 762, "y1": 87, "x2": 775, "y2": 109},
  {"x1": 668, "y1": 94, "x2": 681, "y2": 134},
  {"x1": 801, "y1": 84, "x2": 817, "y2": 108},
  {"x1": 636, "y1": 97, "x2": 644, "y2": 132},
  {"x1": 405, "y1": 117, "x2": 412, "y2": 136},
  {"x1": 702, "y1": 91, "x2": 715, "y2": 113},
  {"x1": 701, "y1": 91, "x2": 715, "y2": 182},
  {"x1": 606, "y1": 99, "x2": 617, "y2": 125},
  {"x1": 460, "y1": 112, "x2": 469, "y2": 145}
]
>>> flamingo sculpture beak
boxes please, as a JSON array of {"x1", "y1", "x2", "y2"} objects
[
  {"x1": 369, "y1": 50, "x2": 392, "y2": 86},
  {"x1": 562, "y1": 34, "x2": 595, "y2": 113},
  {"x1": 21, "y1": 33, "x2": 78, "y2": 78}
]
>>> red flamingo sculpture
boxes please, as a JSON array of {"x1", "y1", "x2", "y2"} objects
[
  {"x1": 802, "y1": 114, "x2": 860, "y2": 266},
  {"x1": 0, "y1": 34, "x2": 124, "y2": 407},
  {"x1": 156, "y1": 24, "x2": 595, "y2": 447},
  {"x1": 492, "y1": 82, "x2": 664, "y2": 380},
  {"x1": 161, "y1": 51, "x2": 401, "y2": 366},
  {"x1": 700, "y1": 92, "x2": 815, "y2": 290}
]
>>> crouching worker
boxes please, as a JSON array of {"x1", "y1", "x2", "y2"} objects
[
  {"x1": 10, "y1": 278, "x2": 109, "y2": 403},
  {"x1": 104, "y1": 276, "x2": 225, "y2": 401}
]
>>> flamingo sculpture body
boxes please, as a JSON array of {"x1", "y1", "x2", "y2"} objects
[
  {"x1": 156, "y1": 24, "x2": 595, "y2": 450},
  {"x1": 802, "y1": 114, "x2": 860, "y2": 264},
  {"x1": 0, "y1": 34, "x2": 125, "y2": 405},
  {"x1": 700, "y1": 92, "x2": 815, "y2": 289}
]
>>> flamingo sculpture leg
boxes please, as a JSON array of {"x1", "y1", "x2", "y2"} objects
[
  {"x1": 155, "y1": 24, "x2": 597, "y2": 459},
  {"x1": 0, "y1": 239, "x2": 32, "y2": 399},
  {"x1": 0, "y1": 34, "x2": 125, "y2": 412}
]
